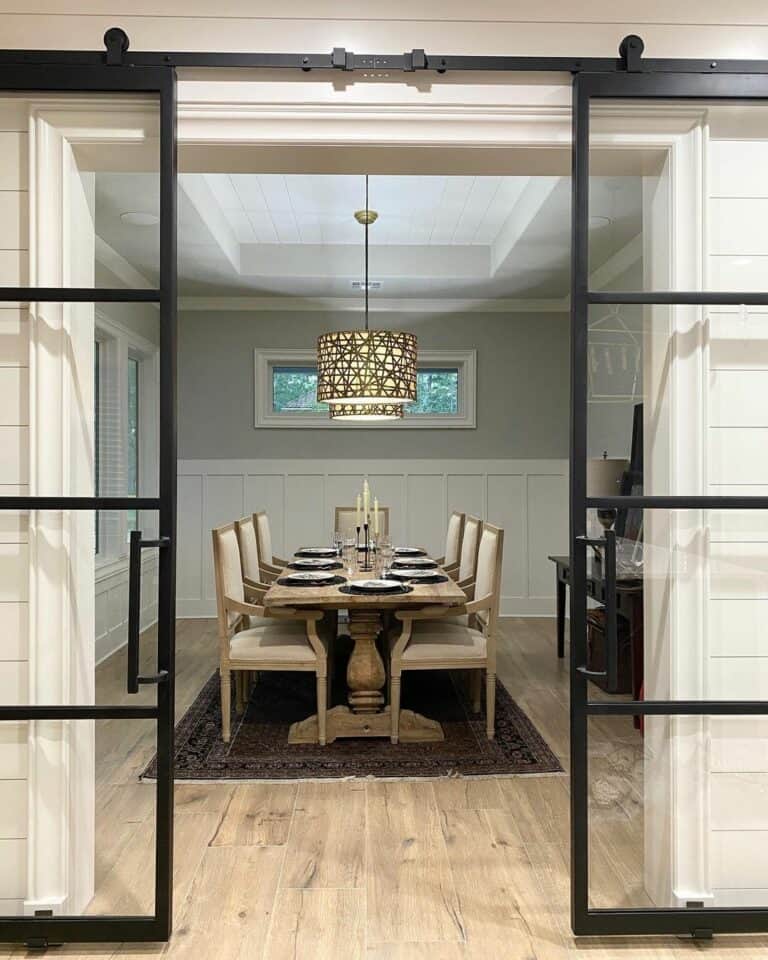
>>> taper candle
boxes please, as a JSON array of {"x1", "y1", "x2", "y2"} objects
[
  {"x1": 374, "y1": 497, "x2": 379, "y2": 535},
  {"x1": 356, "y1": 493, "x2": 361, "y2": 527}
]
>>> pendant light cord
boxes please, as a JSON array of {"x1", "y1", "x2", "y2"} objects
[{"x1": 364, "y1": 173, "x2": 369, "y2": 331}]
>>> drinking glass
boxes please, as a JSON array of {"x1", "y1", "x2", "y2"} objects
[
  {"x1": 343, "y1": 537, "x2": 357, "y2": 575},
  {"x1": 333, "y1": 529, "x2": 343, "y2": 558}
]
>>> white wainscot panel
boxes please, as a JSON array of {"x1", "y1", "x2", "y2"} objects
[
  {"x1": 708, "y1": 309, "x2": 768, "y2": 369},
  {"x1": 245, "y1": 474, "x2": 285, "y2": 558},
  {"x1": 710, "y1": 370, "x2": 768, "y2": 427},
  {"x1": 708, "y1": 598, "x2": 768, "y2": 656},
  {"x1": 324, "y1": 473, "x2": 364, "y2": 538},
  {"x1": 0, "y1": 544, "x2": 27, "y2": 602},
  {"x1": 710, "y1": 141, "x2": 768, "y2": 199},
  {"x1": 711, "y1": 717, "x2": 768, "y2": 773},
  {"x1": 0, "y1": 839, "x2": 25, "y2": 899},
  {"x1": 366, "y1": 474, "x2": 406, "y2": 544},
  {"x1": 285, "y1": 475, "x2": 325, "y2": 555},
  {"x1": 709, "y1": 430, "x2": 768, "y2": 485},
  {"x1": 177, "y1": 474, "x2": 203, "y2": 604},
  {"x1": 0, "y1": 723, "x2": 26, "y2": 779},
  {"x1": 708, "y1": 657, "x2": 768, "y2": 700},
  {"x1": 487, "y1": 474, "x2": 525, "y2": 607},
  {"x1": 406, "y1": 474, "x2": 445, "y2": 558},
  {"x1": 710, "y1": 199, "x2": 768, "y2": 256},
  {"x1": 0, "y1": 427, "x2": 28, "y2": 485},
  {"x1": 0, "y1": 309, "x2": 28, "y2": 367},
  {"x1": 0, "y1": 780, "x2": 26, "y2": 840},
  {"x1": 710, "y1": 542, "x2": 768, "y2": 598},
  {"x1": 527, "y1": 474, "x2": 569, "y2": 600},
  {"x1": 0, "y1": 191, "x2": 27, "y2": 251},
  {"x1": 0, "y1": 132, "x2": 28, "y2": 191},
  {"x1": 446, "y1": 474, "x2": 485, "y2": 524},
  {"x1": 0, "y1": 367, "x2": 28, "y2": 427},
  {"x1": 709, "y1": 256, "x2": 768, "y2": 295},
  {"x1": 711, "y1": 832, "x2": 768, "y2": 889},
  {"x1": 711, "y1": 773, "x2": 768, "y2": 830},
  {"x1": 708, "y1": 486, "x2": 768, "y2": 541},
  {"x1": 0, "y1": 602, "x2": 27, "y2": 661}
]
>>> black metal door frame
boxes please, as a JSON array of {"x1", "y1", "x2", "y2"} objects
[
  {"x1": 2, "y1": 26, "x2": 768, "y2": 946},
  {"x1": 570, "y1": 70, "x2": 768, "y2": 937},
  {"x1": 0, "y1": 56, "x2": 177, "y2": 945}
]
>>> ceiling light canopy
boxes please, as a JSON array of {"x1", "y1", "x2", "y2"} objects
[{"x1": 317, "y1": 175, "x2": 417, "y2": 420}]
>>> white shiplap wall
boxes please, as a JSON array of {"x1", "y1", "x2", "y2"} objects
[
  {"x1": 706, "y1": 135, "x2": 768, "y2": 906},
  {"x1": 0, "y1": 100, "x2": 28, "y2": 916},
  {"x1": 177, "y1": 458, "x2": 568, "y2": 619}
]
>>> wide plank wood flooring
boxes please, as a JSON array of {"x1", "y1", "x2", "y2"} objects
[{"x1": 2, "y1": 617, "x2": 767, "y2": 958}]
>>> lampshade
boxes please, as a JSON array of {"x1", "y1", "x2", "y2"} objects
[
  {"x1": 329, "y1": 402, "x2": 404, "y2": 421},
  {"x1": 587, "y1": 456, "x2": 628, "y2": 497},
  {"x1": 317, "y1": 329, "x2": 417, "y2": 405}
]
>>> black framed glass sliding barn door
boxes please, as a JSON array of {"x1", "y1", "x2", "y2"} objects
[
  {"x1": 570, "y1": 70, "x2": 768, "y2": 937},
  {"x1": 0, "y1": 59, "x2": 177, "y2": 945}
]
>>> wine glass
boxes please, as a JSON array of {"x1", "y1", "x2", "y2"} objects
[
  {"x1": 343, "y1": 537, "x2": 357, "y2": 575},
  {"x1": 333, "y1": 529, "x2": 343, "y2": 559}
]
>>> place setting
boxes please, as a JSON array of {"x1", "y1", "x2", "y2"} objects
[{"x1": 276, "y1": 569, "x2": 347, "y2": 587}]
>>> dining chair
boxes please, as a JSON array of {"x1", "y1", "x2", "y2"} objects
[
  {"x1": 254, "y1": 510, "x2": 289, "y2": 577},
  {"x1": 212, "y1": 521, "x2": 330, "y2": 744},
  {"x1": 435, "y1": 510, "x2": 465, "y2": 579},
  {"x1": 389, "y1": 521, "x2": 504, "y2": 743},
  {"x1": 334, "y1": 504, "x2": 390, "y2": 537}
]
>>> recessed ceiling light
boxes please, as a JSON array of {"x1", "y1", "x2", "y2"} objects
[
  {"x1": 589, "y1": 215, "x2": 612, "y2": 229},
  {"x1": 120, "y1": 211, "x2": 159, "y2": 226}
]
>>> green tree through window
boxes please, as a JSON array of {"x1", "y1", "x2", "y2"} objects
[{"x1": 272, "y1": 365, "x2": 459, "y2": 416}]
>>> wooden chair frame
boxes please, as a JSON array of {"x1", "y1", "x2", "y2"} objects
[
  {"x1": 212, "y1": 521, "x2": 330, "y2": 745},
  {"x1": 253, "y1": 509, "x2": 289, "y2": 581},
  {"x1": 389, "y1": 522, "x2": 504, "y2": 743}
]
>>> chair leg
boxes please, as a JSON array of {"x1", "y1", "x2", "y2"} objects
[
  {"x1": 486, "y1": 670, "x2": 496, "y2": 740},
  {"x1": 390, "y1": 673, "x2": 402, "y2": 744},
  {"x1": 235, "y1": 671, "x2": 245, "y2": 715},
  {"x1": 471, "y1": 669, "x2": 482, "y2": 714},
  {"x1": 220, "y1": 668, "x2": 231, "y2": 743},
  {"x1": 316, "y1": 674, "x2": 327, "y2": 746}
]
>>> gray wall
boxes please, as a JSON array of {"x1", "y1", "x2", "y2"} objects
[{"x1": 178, "y1": 309, "x2": 571, "y2": 460}]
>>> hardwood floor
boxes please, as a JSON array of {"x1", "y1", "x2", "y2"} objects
[{"x1": 3, "y1": 617, "x2": 768, "y2": 958}]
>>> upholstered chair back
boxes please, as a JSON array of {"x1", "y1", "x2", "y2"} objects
[
  {"x1": 444, "y1": 511, "x2": 465, "y2": 567},
  {"x1": 255, "y1": 511, "x2": 274, "y2": 565},
  {"x1": 212, "y1": 523, "x2": 245, "y2": 631},
  {"x1": 473, "y1": 522, "x2": 504, "y2": 630},
  {"x1": 458, "y1": 515, "x2": 482, "y2": 582},
  {"x1": 334, "y1": 505, "x2": 390, "y2": 537},
  {"x1": 235, "y1": 515, "x2": 261, "y2": 583}
]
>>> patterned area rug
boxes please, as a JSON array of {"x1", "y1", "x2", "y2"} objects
[{"x1": 143, "y1": 660, "x2": 562, "y2": 780}]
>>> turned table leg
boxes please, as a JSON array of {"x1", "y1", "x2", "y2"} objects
[{"x1": 347, "y1": 610, "x2": 386, "y2": 714}]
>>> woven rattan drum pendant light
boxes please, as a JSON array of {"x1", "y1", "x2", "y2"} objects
[{"x1": 317, "y1": 176, "x2": 416, "y2": 421}]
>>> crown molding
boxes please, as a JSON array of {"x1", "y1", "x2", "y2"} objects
[{"x1": 177, "y1": 295, "x2": 568, "y2": 313}]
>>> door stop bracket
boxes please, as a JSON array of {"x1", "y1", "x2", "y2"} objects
[{"x1": 691, "y1": 928, "x2": 714, "y2": 940}]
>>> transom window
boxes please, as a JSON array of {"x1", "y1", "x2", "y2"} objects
[{"x1": 256, "y1": 349, "x2": 475, "y2": 429}]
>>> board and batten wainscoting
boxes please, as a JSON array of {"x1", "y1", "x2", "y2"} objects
[
  {"x1": 176, "y1": 459, "x2": 568, "y2": 619},
  {"x1": 95, "y1": 554, "x2": 159, "y2": 666}
]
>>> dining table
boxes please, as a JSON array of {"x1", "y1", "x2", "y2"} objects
[{"x1": 262, "y1": 552, "x2": 467, "y2": 745}]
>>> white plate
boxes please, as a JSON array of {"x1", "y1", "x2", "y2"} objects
[
  {"x1": 292, "y1": 558, "x2": 336, "y2": 568},
  {"x1": 283, "y1": 571, "x2": 336, "y2": 582},
  {"x1": 393, "y1": 557, "x2": 437, "y2": 567},
  {"x1": 296, "y1": 547, "x2": 337, "y2": 557},
  {"x1": 352, "y1": 579, "x2": 402, "y2": 592},
  {"x1": 391, "y1": 569, "x2": 437, "y2": 579},
  {"x1": 394, "y1": 547, "x2": 425, "y2": 555}
]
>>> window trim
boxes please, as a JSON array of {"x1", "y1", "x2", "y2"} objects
[
  {"x1": 254, "y1": 347, "x2": 476, "y2": 429},
  {"x1": 94, "y1": 310, "x2": 160, "y2": 567}
]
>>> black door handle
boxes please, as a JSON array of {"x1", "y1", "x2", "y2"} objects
[
  {"x1": 127, "y1": 529, "x2": 171, "y2": 694},
  {"x1": 575, "y1": 529, "x2": 618, "y2": 691}
]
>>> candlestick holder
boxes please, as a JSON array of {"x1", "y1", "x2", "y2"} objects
[{"x1": 361, "y1": 522, "x2": 373, "y2": 571}]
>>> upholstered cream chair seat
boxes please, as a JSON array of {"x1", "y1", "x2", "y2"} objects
[
  {"x1": 213, "y1": 521, "x2": 330, "y2": 745},
  {"x1": 389, "y1": 521, "x2": 504, "y2": 743}
]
